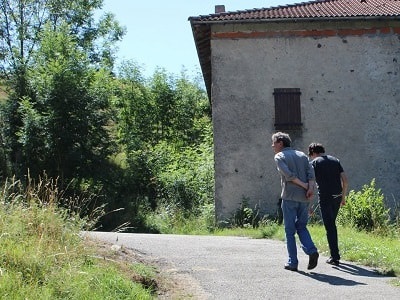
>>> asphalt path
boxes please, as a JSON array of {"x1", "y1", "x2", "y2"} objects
[{"x1": 85, "y1": 232, "x2": 398, "y2": 299}]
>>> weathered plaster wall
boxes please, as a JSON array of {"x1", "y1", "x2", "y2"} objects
[{"x1": 211, "y1": 20, "x2": 400, "y2": 222}]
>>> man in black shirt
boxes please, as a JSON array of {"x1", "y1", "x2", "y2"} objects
[{"x1": 308, "y1": 143, "x2": 348, "y2": 266}]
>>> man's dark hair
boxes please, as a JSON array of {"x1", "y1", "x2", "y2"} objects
[{"x1": 308, "y1": 142, "x2": 325, "y2": 156}]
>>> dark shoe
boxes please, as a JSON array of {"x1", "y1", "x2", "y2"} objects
[
  {"x1": 307, "y1": 252, "x2": 319, "y2": 270},
  {"x1": 284, "y1": 264, "x2": 298, "y2": 271},
  {"x1": 326, "y1": 257, "x2": 340, "y2": 266}
]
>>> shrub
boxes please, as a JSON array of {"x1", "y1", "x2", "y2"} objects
[
  {"x1": 150, "y1": 138, "x2": 214, "y2": 215},
  {"x1": 230, "y1": 198, "x2": 260, "y2": 228},
  {"x1": 145, "y1": 202, "x2": 215, "y2": 234},
  {"x1": 337, "y1": 179, "x2": 390, "y2": 232}
]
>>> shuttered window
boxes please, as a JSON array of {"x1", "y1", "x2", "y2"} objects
[{"x1": 273, "y1": 88, "x2": 302, "y2": 130}]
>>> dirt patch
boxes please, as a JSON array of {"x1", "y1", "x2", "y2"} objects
[{"x1": 88, "y1": 239, "x2": 207, "y2": 299}]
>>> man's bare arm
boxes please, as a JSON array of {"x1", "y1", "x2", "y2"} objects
[{"x1": 340, "y1": 172, "x2": 348, "y2": 205}]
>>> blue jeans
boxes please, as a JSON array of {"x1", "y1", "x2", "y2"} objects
[{"x1": 282, "y1": 199, "x2": 318, "y2": 267}]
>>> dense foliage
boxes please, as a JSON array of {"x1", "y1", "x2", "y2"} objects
[
  {"x1": 0, "y1": 0, "x2": 213, "y2": 232},
  {"x1": 337, "y1": 179, "x2": 392, "y2": 233}
]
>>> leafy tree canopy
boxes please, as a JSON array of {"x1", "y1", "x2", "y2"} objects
[{"x1": 0, "y1": 0, "x2": 125, "y2": 80}]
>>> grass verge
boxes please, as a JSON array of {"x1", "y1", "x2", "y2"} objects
[{"x1": 0, "y1": 180, "x2": 157, "y2": 299}]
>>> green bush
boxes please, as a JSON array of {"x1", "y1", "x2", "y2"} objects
[
  {"x1": 145, "y1": 202, "x2": 215, "y2": 234},
  {"x1": 338, "y1": 179, "x2": 390, "y2": 232},
  {"x1": 149, "y1": 134, "x2": 214, "y2": 215},
  {"x1": 229, "y1": 198, "x2": 261, "y2": 228}
]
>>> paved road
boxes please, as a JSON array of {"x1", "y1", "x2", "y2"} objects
[{"x1": 86, "y1": 232, "x2": 398, "y2": 299}]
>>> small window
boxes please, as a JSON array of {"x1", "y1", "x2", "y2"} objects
[{"x1": 273, "y1": 88, "x2": 302, "y2": 130}]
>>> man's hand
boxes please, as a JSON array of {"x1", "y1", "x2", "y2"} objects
[
  {"x1": 306, "y1": 180, "x2": 315, "y2": 200},
  {"x1": 306, "y1": 188, "x2": 314, "y2": 200},
  {"x1": 340, "y1": 193, "x2": 346, "y2": 206}
]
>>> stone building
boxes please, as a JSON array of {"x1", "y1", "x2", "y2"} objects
[{"x1": 189, "y1": 0, "x2": 400, "y2": 223}]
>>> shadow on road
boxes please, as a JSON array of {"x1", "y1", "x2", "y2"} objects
[
  {"x1": 297, "y1": 262, "x2": 394, "y2": 286},
  {"x1": 298, "y1": 271, "x2": 367, "y2": 286},
  {"x1": 332, "y1": 263, "x2": 393, "y2": 277}
]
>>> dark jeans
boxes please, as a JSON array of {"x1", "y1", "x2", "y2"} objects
[{"x1": 319, "y1": 195, "x2": 342, "y2": 260}]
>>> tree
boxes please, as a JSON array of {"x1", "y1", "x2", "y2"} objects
[
  {"x1": 0, "y1": 0, "x2": 124, "y2": 176},
  {"x1": 18, "y1": 22, "x2": 116, "y2": 181},
  {"x1": 149, "y1": 69, "x2": 175, "y2": 143},
  {"x1": 114, "y1": 65, "x2": 211, "y2": 154},
  {"x1": 172, "y1": 72, "x2": 211, "y2": 145},
  {"x1": 113, "y1": 60, "x2": 151, "y2": 152},
  {"x1": 0, "y1": 0, "x2": 124, "y2": 78}
]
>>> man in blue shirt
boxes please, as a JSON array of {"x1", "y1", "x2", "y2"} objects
[
  {"x1": 309, "y1": 142, "x2": 348, "y2": 266},
  {"x1": 272, "y1": 132, "x2": 319, "y2": 271}
]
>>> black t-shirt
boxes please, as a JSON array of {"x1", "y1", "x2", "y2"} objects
[{"x1": 311, "y1": 155, "x2": 344, "y2": 197}]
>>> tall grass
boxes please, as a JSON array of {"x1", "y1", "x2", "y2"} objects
[{"x1": 0, "y1": 177, "x2": 154, "y2": 299}]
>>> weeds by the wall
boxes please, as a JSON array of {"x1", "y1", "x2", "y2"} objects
[{"x1": 229, "y1": 198, "x2": 261, "y2": 228}]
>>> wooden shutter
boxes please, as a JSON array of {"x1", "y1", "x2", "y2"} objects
[{"x1": 273, "y1": 88, "x2": 302, "y2": 130}]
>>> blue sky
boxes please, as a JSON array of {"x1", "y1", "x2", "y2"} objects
[{"x1": 101, "y1": 0, "x2": 294, "y2": 77}]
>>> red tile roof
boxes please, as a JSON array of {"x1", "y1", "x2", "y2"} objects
[
  {"x1": 189, "y1": 0, "x2": 400, "y2": 100},
  {"x1": 190, "y1": 0, "x2": 400, "y2": 22}
]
